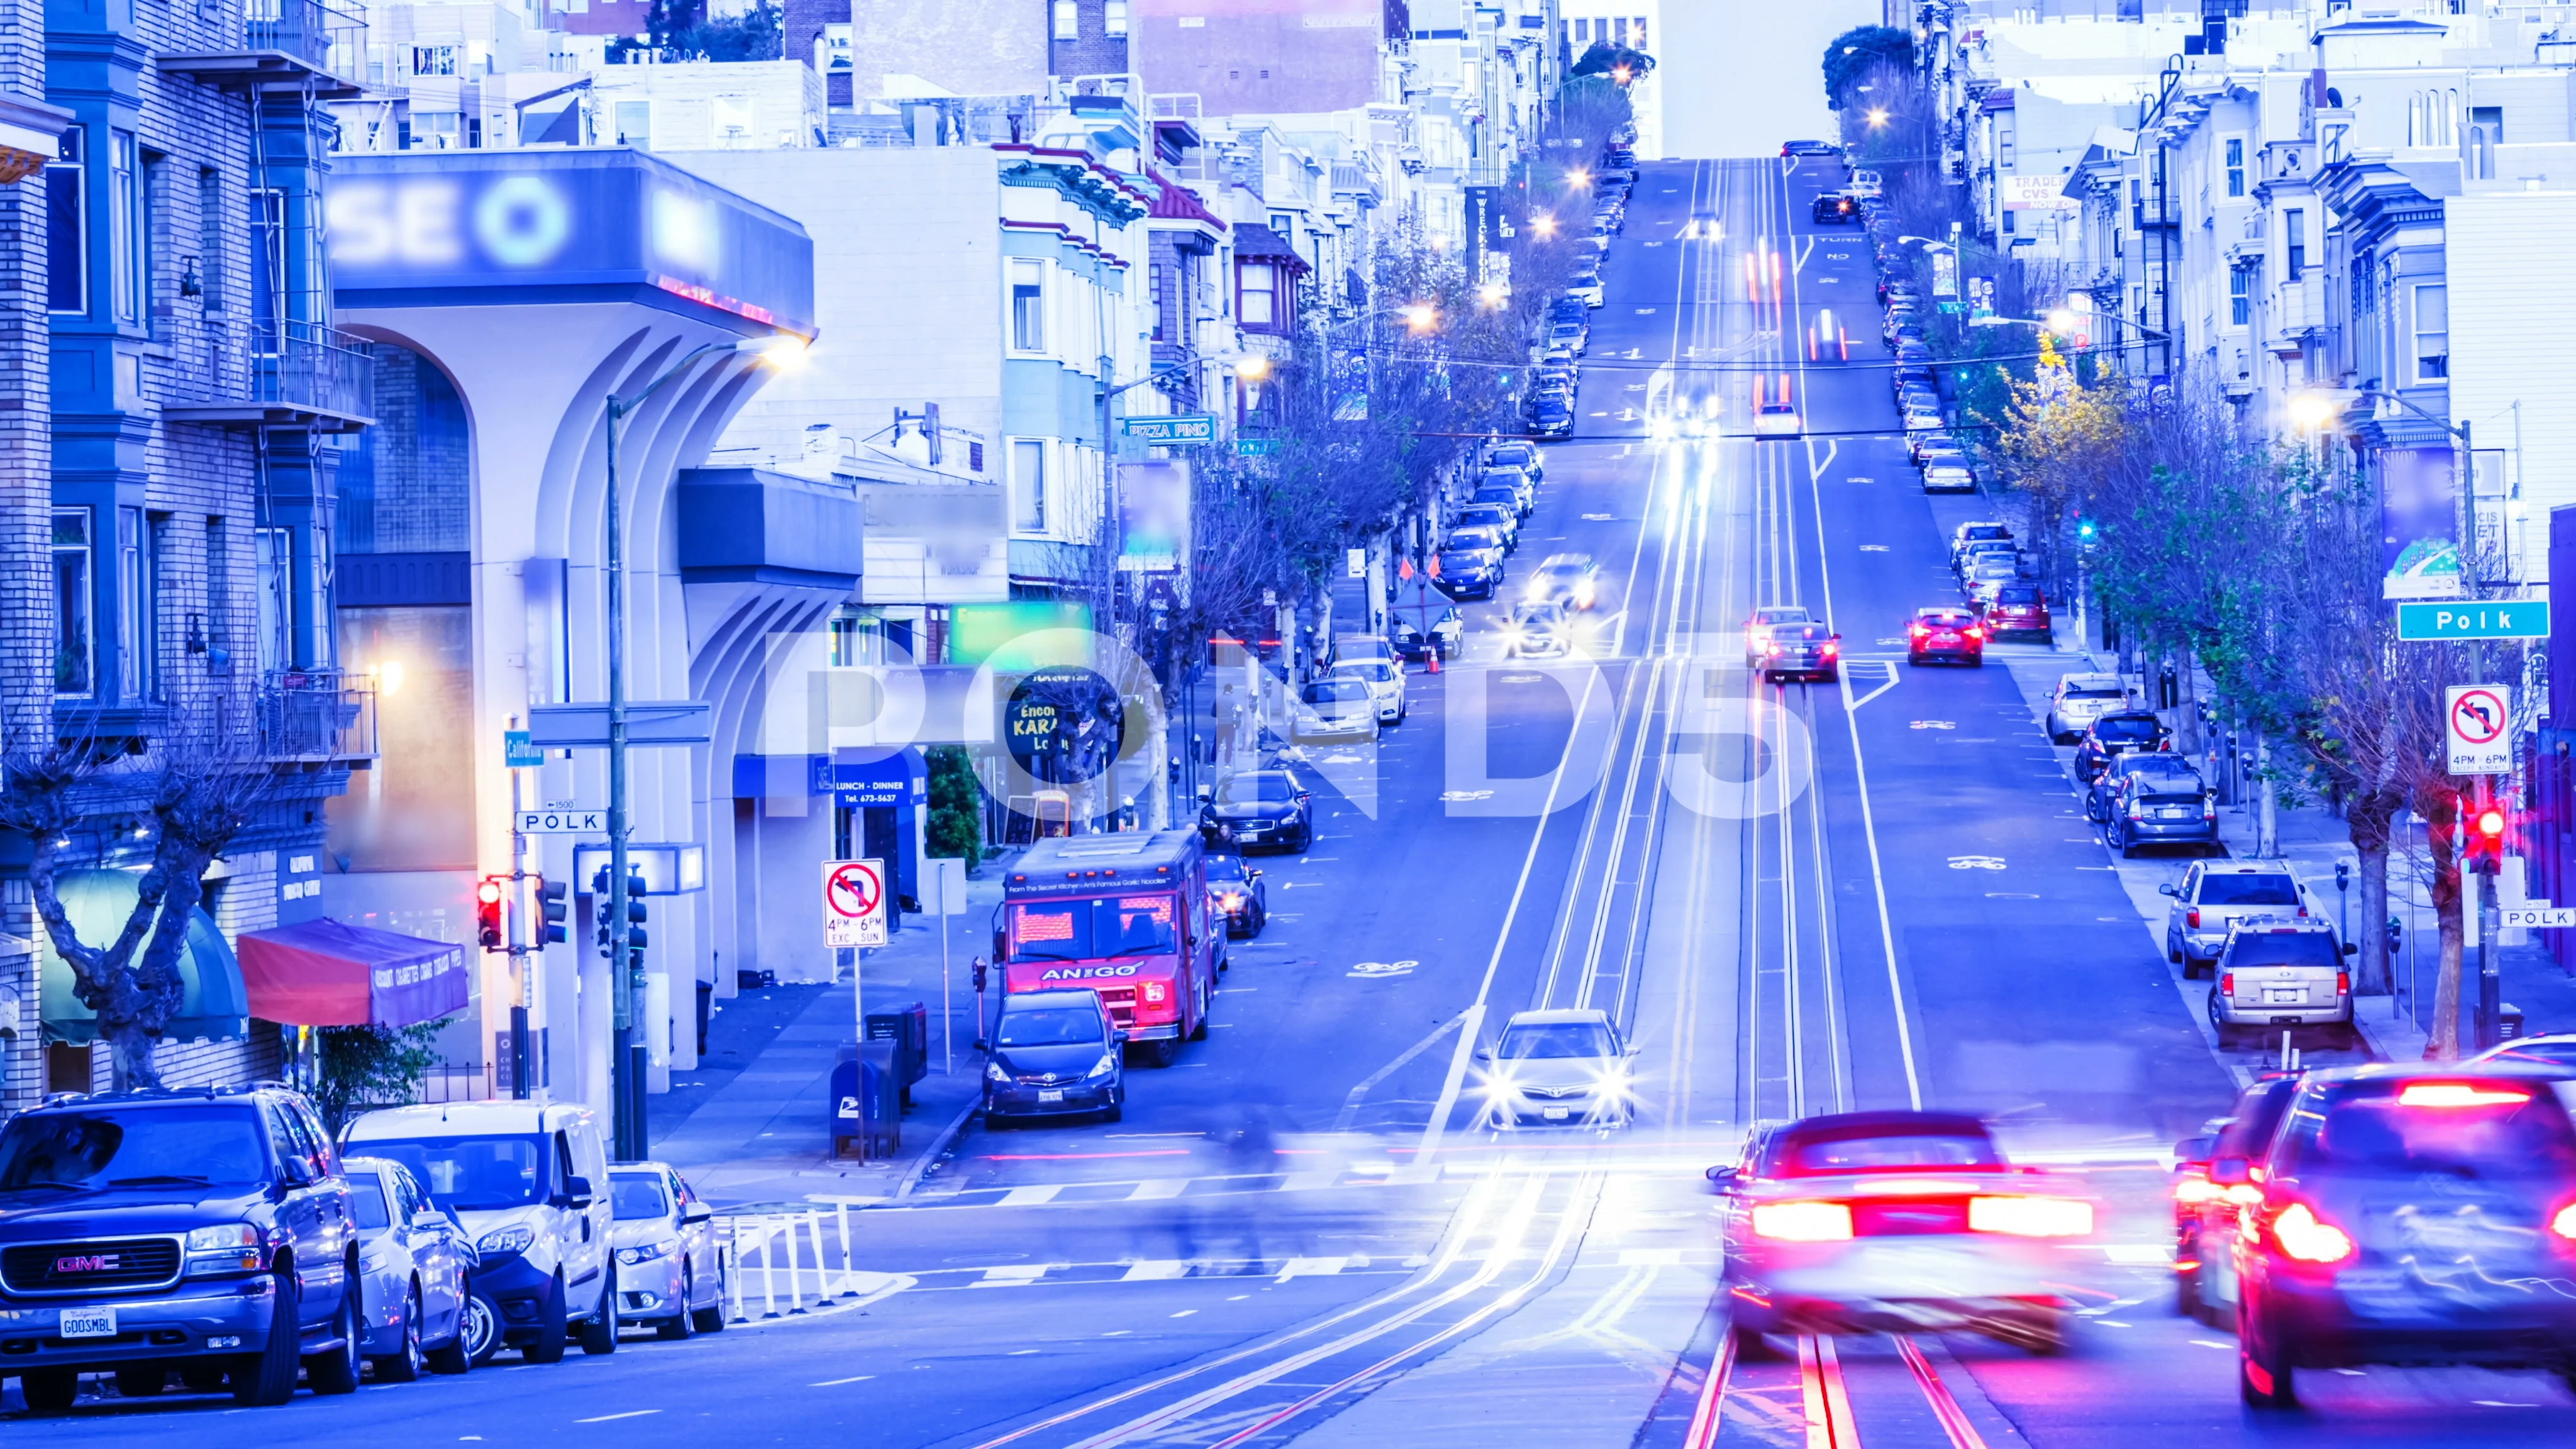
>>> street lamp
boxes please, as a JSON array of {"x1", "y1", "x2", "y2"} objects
[
  {"x1": 602, "y1": 330, "x2": 805, "y2": 1159},
  {"x1": 1476, "y1": 281, "x2": 1509, "y2": 310},
  {"x1": 1867, "y1": 108, "x2": 1890, "y2": 128},
  {"x1": 1400, "y1": 303, "x2": 1439, "y2": 333},
  {"x1": 1530, "y1": 213, "x2": 1558, "y2": 239},
  {"x1": 1566, "y1": 167, "x2": 1592, "y2": 190}
]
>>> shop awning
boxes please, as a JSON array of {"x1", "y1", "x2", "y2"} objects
[
  {"x1": 39, "y1": 869, "x2": 248, "y2": 1044},
  {"x1": 236, "y1": 918, "x2": 468, "y2": 1028}
]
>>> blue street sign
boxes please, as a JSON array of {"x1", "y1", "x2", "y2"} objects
[{"x1": 2396, "y1": 600, "x2": 2551, "y2": 641}]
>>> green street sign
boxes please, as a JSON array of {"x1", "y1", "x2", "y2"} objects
[
  {"x1": 504, "y1": 729, "x2": 545, "y2": 767},
  {"x1": 1236, "y1": 438, "x2": 1279, "y2": 457},
  {"x1": 2396, "y1": 599, "x2": 2551, "y2": 641},
  {"x1": 1120, "y1": 414, "x2": 1218, "y2": 445}
]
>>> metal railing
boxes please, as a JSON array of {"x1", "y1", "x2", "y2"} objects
[
  {"x1": 246, "y1": 0, "x2": 366, "y2": 70},
  {"x1": 252, "y1": 318, "x2": 377, "y2": 422},
  {"x1": 257, "y1": 667, "x2": 377, "y2": 760}
]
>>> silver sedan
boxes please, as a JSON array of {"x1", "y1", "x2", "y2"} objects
[
  {"x1": 609, "y1": 1163, "x2": 730, "y2": 1338},
  {"x1": 344, "y1": 1155, "x2": 477, "y2": 1380}
]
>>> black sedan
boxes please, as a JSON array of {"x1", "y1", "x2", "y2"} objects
[
  {"x1": 1435, "y1": 547, "x2": 1502, "y2": 599},
  {"x1": 1198, "y1": 769, "x2": 1315, "y2": 853},
  {"x1": 1525, "y1": 393, "x2": 1575, "y2": 437},
  {"x1": 1811, "y1": 192, "x2": 1857, "y2": 224},
  {"x1": 1204, "y1": 852, "x2": 1267, "y2": 937},
  {"x1": 2074, "y1": 711, "x2": 2173, "y2": 782}
]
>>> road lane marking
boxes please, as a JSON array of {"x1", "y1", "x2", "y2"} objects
[
  {"x1": 812, "y1": 1375, "x2": 877, "y2": 1386},
  {"x1": 1126, "y1": 1179, "x2": 1189, "y2": 1202},
  {"x1": 976, "y1": 1265, "x2": 1053, "y2": 1287},
  {"x1": 575, "y1": 1411, "x2": 661, "y2": 1423},
  {"x1": 1121, "y1": 1260, "x2": 1189, "y2": 1281}
]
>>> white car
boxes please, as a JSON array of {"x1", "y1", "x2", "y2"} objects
[
  {"x1": 1506, "y1": 601, "x2": 1573, "y2": 658},
  {"x1": 1475, "y1": 1009, "x2": 1638, "y2": 1128},
  {"x1": 1753, "y1": 402, "x2": 1802, "y2": 436},
  {"x1": 1848, "y1": 169, "x2": 1884, "y2": 199},
  {"x1": 1292, "y1": 677, "x2": 1379, "y2": 742},
  {"x1": 1329, "y1": 658, "x2": 1406, "y2": 724},
  {"x1": 343, "y1": 1155, "x2": 477, "y2": 1380},
  {"x1": 1923, "y1": 462, "x2": 1977, "y2": 494},
  {"x1": 2046, "y1": 672, "x2": 2130, "y2": 743},
  {"x1": 1743, "y1": 604, "x2": 1818, "y2": 667},
  {"x1": 609, "y1": 1162, "x2": 731, "y2": 1339},
  {"x1": 344, "y1": 1101, "x2": 619, "y2": 1366},
  {"x1": 1568, "y1": 278, "x2": 1604, "y2": 307}
]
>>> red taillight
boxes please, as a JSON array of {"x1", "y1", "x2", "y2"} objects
[
  {"x1": 2128, "y1": 801, "x2": 2146, "y2": 820},
  {"x1": 1965, "y1": 626, "x2": 1984, "y2": 640},
  {"x1": 2187, "y1": 909, "x2": 2201, "y2": 929},
  {"x1": 1967, "y1": 1196, "x2": 2094, "y2": 1237},
  {"x1": 2553, "y1": 1204, "x2": 2576, "y2": 1239},
  {"x1": 2273, "y1": 1203, "x2": 2356, "y2": 1264},
  {"x1": 2336, "y1": 971, "x2": 2350, "y2": 996},
  {"x1": 1767, "y1": 643, "x2": 1782, "y2": 656},
  {"x1": 1750, "y1": 1201, "x2": 1854, "y2": 1241},
  {"x1": 1909, "y1": 623, "x2": 1928, "y2": 636},
  {"x1": 1821, "y1": 641, "x2": 1838, "y2": 657},
  {"x1": 2220, "y1": 972, "x2": 2235, "y2": 997}
]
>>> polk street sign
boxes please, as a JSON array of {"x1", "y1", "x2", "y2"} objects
[
  {"x1": 516, "y1": 808, "x2": 606, "y2": 835},
  {"x1": 2502, "y1": 906, "x2": 2576, "y2": 930},
  {"x1": 1119, "y1": 414, "x2": 1218, "y2": 445},
  {"x1": 2397, "y1": 599, "x2": 2551, "y2": 641},
  {"x1": 824, "y1": 858, "x2": 887, "y2": 948},
  {"x1": 2445, "y1": 684, "x2": 2512, "y2": 775}
]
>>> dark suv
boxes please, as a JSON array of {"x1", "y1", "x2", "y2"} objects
[{"x1": 0, "y1": 1085, "x2": 363, "y2": 1410}]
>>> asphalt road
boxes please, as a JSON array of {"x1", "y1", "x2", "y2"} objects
[{"x1": 13, "y1": 158, "x2": 2575, "y2": 1448}]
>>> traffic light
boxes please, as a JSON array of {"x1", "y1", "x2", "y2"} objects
[
  {"x1": 475, "y1": 877, "x2": 508, "y2": 952},
  {"x1": 590, "y1": 867, "x2": 648, "y2": 953},
  {"x1": 2075, "y1": 516, "x2": 2099, "y2": 548},
  {"x1": 2466, "y1": 803, "x2": 2509, "y2": 875},
  {"x1": 538, "y1": 878, "x2": 569, "y2": 946}
]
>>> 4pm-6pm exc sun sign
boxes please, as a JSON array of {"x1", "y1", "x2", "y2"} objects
[{"x1": 2395, "y1": 600, "x2": 2551, "y2": 641}]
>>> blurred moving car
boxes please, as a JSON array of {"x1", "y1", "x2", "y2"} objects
[
  {"x1": 1204, "y1": 852, "x2": 1267, "y2": 937},
  {"x1": 2471, "y1": 1032, "x2": 2576, "y2": 1068},
  {"x1": 1505, "y1": 600, "x2": 1574, "y2": 658},
  {"x1": 1758, "y1": 622, "x2": 1841, "y2": 684},
  {"x1": 1291, "y1": 677, "x2": 1379, "y2": 742},
  {"x1": 1199, "y1": 769, "x2": 1316, "y2": 853},
  {"x1": 1329, "y1": 657, "x2": 1407, "y2": 725},
  {"x1": 1906, "y1": 605, "x2": 1985, "y2": 665},
  {"x1": 2072, "y1": 709, "x2": 2171, "y2": 782},
  {"x1": 2209, "y1": 917, "x2": 2357, "y2": 1050},
  {"x1": 2046, "y1": 672, "x2": 2129, "y2": 743},
  {"x1": 2171, "y1": 1075, "x2": 2304, "y2": 1325},
  {"x1": 1525, "y1": 553, "x2": 1601, "y2": 610},
  {"x1": 1811, "y1": 192, "x2": 1858, "y2": 223},
  {"x1": 1743, "y1": 604, "x2": 1818, "y2": 667},
  {"x1": 344, "y1": 1155, "x2": 477, "y2": 1380},
  {"x1": 606, "y1": 1162, "x2": 727, "y2": 1340},
  {"x1": 2229, "y1": 1063, "x2": 2576, "y2": 1408},
  {"x1": 982, "y1": 989, "x2": 1128, "y2": 1126},
  {"x1": 1477, "y1": 1009, "x2": 1638, "y2": 1128},
  {"x1": 1753, "y1": 399, "x2": 1803, "y2": 437},
  {"x1": 1711, "y1": 1110, "x2": 2094, "y2": 1355},
  {"x1": 2162, "y1": 861, "x2": 2310, "y2": 977}
]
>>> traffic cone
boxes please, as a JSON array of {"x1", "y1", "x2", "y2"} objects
[{"x1": 1429, "y1": 647, "x2": 1442, "y2": 675}]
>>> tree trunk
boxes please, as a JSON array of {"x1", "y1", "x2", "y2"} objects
[
  {"x1": 2426, "y1": 789, "x2": 2464, "y2": 1060},
  {"x1": 2256, "y1": 729, "x2": 2278, "y2": 857},
  {"x1": 2348, "y1": 787, "x2": 2399, "y2": 996},
  {"x1": 106, "y1": 1019, "x2": 164, "y2": 1092}
]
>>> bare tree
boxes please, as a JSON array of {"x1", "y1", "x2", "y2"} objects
[{"x1": 0, "y1": 714, "x2": 286, "y2": 1090}]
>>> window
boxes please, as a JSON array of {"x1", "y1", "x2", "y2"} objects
[
  {"x1": 614, "y1": 101, "x2": 650, "y2": 148},
  {"x1": 1636, "y1": 17, "x2": 1648, "y2": 50},
  {"x1": 2412, "y1": 282, "x2": 2448, "y2": 382},
  {"x1": 250, "y1": 187, "x2": 283, "y2": 356},
  {"x1": 1010, "y1": 259, "x2": 1045, "y2": 351},
  {"x1": 206, "y1": 516, "x2": 232, "y2": 674},
  {"x1": 2223, "y1": 137, "x2": 2245, "y2": 198},
  {"x1": 1613, "y1": 17, "x2": 1629, "y2": 46},
  {"x1": 2471, "y1": 104, "x2": 2502, "y2": 143},
  {"x1": 1011, "y1": 440, "x2": 1046, "y2": 533},
  {"x1": 2284, "y1": 208, "x2": 2305, "y2": 280},
  {"x1": 1105, "y1": 0, "x2": 1129, "y2": 36},
  {"x1": 1149, "y1": 261, "x2": 1165, "y2": 341},
  {"x1": 117, "y1": 507, "x2": 159, "y2": 702},
  {"x1": 412, "y1": 44, "x2": 459, "y2": 77},
  {"x1": 1575, "y1": 18, "x2": 1591, "y2": 45},
  {"x1": 1052, "y1": 0, "x2": 1078, "y2": 39},
  {"x1": 255, "y1": 525, "x2": 292, "y2": 673},
  {"x1": 410, "y1": 111, "x2": 461, "y2": 150},
  {"x1": 53, "y1": 509, "x2": 94, "y2": 696},
  {"x1": 196, "y1": 167, "x2": 224, "y2": 313},
  {"x1": 1269, "y1": 211, "x2": 1292, "y2": 236},
  {"x1": 45, "y1": 130, "x2": 84, "y2": 314},
  {"x1": 713, "y1": 93, "x2": 755, "y2": 146},
  {"x1": 1239, "y1": 261, "x2": 1277, "y2": 327},
  {"x1": 109, "y1": 129, "x2": 142, "y2": 325},
  {"x1": 2229, "y1": 267, "x2": 2250, "y2": 327}
]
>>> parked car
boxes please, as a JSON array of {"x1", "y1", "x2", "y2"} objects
[
  {"x1": 344, "y1": 1154, "x2": 478, "y2": 1380},
  {"x1": 1480, "y1": 466, "x2": 1538, "y2": 514},
  {"x1": 1525, "y1": 393, "x2": 1575, "y2": 438},
  {"x1": 1330, "y1": 657, "x2": 1407, "y2": 725},
  {"x1": 982, "y1": 989, "x2": 1128, "y2": 1125},
  {"x1": 1436, "y1": 543, "x2": 1504, "y2": 598},
  {"x1": 2096, "y1": 760, "x2": 2215, "y2": 858},
  {"x1": 1390, "y1": 605, "x2": 1463, "y2": 660},
  {"x1": 1291, "y1": 677, "x2": 1380, "y2": 742},
  {"x1": 1477, "y1": 1009, "x2": 1638, "y2": 1128},
  {"x1": 2230, "y1": 1062, "x2": 2576, "y2": 1407},
  {"x1": 2046, "y1": 672, "x2": 2129, "y2": 743},
  {"x1": 1204, "y1": 851, "x2": 1269, "y2": 937},
  {"x1": 1780, "y1": 139, "x2": 1841, "y2": 157},
  {"x1": 606, "y1": 1162, "x2": 728, "y2": 1338},
  {"x1": 1457, "y1": 502, "x2": 1521, "y2": 550},
  {"x1": 1949, "y1": 524, "x2": 2013, "y2": 572},
  {"x1": 2160, "y1": 860, "x2": 2311, "y2": 977},
  {"x1": 343, "y1": 1100, "x2": 619, "y2": 1367},
  {"x1": 1486, "y1": 440, "x2": 1544, "y2": 479},
  {"x1": 2209, "y1": 917, "x2": 2356, "y2": 1048},
  {"x1": 2072, "y1": 710, "x2": 2171, "y2": 782},
  {"x1": 1983, "y1": 584, "x2": 2051, "y2": 640},
  {"x1": 1906, "y1": 605, "x2": 1985, "y2": 665},
  {"x1": 1199, "y1": 769, "x2": 1316, "y2": 853},
  {"x1": 0, "y1": 1084, "x2": 365, "y2": 1409},
  {"x1": 1923, "y1": 461, "x2": 1977, "y2": 495}
]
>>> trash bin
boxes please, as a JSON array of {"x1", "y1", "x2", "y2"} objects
[
  {"x1": 694, "y1": 979, "x2": 714, "y2": 1057},
  {"x1": 828, "y1": 1045, "x2": 902, "y2": 1158},
  {"x1": 865, "y1": 1002, "x2": 929, "y2": 1109},
  {"x1": 2501, "y1": 1002, "x2": 2527, "y2": 1042}
]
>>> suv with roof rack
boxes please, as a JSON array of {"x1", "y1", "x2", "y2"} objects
[{"x1": 0, "y1": 1083, "x2": 363, "y2": 1411}]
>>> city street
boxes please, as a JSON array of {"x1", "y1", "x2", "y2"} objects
[{"x1": 9, "y1": 145, "x2": 2566, "y2": 1446}]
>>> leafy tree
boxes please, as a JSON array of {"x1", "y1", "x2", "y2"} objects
[
  {"x1": 612, "y1": 0, "x2": 780, "y2": 63},
  {"x1": 924, "y1": 745, "x2": 984, "y2": 869},
  {"x1": 1569, "y1": 42, "x2": 1656, "y2": 82},
  {"x1": 309, "y1": 1022, "x2": 447, "y2": 1135},
  {"x1": 1823, "y1": 26, "x2": 1914, "y2": 111}
]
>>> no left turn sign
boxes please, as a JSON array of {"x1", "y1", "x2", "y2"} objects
[
  {"x1": 2446, "y1": 685, "x2": 2512, "y2": 775},
  {"x1": 824, "y1": 858, "x2": 887, "y2": 947}
]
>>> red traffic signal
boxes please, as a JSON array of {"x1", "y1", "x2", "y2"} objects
[
  {"x1": 2466, "y1": 805, "x2": 2511, "y2": 874},
  {"x1": 476, "y1": 876, "x2": 508, "y2": 952}
]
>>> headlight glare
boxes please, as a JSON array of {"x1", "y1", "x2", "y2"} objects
[
  {"x1": 477, "y1": 1224, "x2": 536, "y2": 1257},
  {"x1": 186, "y1": 1223, "x2": 262, "y2": 1252}
]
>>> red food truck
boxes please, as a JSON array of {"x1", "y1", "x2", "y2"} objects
[{"x1": 997, "y1": 830, "x2": 1220, "y2": 1066}]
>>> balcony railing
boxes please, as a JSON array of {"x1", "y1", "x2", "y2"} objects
[
  {"x1": 247, "y1": 0, "x2": 365, "y2": 72},
  {"x1": 258, "y1": 668, "x2": 376, "y2": 762}
]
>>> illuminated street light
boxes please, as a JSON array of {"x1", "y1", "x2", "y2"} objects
[
  {"x1": 1233, "y1": 355, "x2": 1272, "y2": 384},
  {"x1": 1401, "y1": 303, "x2": 1438, "y2": 333},
  {"x1": 1867, "y1": 108, "x2": 1890, "y2": 128},
  {"x1": 2045, "y1": 308, "x2": 2079, "y2": 333},
  {"x1": 1476, "y1": 282, "x2": 1509, "y2": 309},
  {"x1": 1530, "y1": 213, "x2": 1558, "y2": 238},
  {"x1": 1567, "y1": 167, "x2": 1592, "y2": 189},
  {"x1": 1611, "y1": 64, "x2": 1633, "y2": 85},
  {"x1": 2287, "y1": 391, "x2": 2343, "y2": 433}
]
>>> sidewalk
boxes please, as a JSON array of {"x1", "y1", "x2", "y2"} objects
[{"x1": 645, "y1": 864, "x2": 1009, "y2": 1211}]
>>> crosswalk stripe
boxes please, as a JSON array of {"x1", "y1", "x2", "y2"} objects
[
  {"x1": 974, "y1": 1265, "x2": 1053, "y2": 1287},
  {"x1": 1126, "y1": 1179, "x2": 1189, "y2": 1201},
  {"x1": 998, "y1": 1184, "x2": 1065, "y2": 1207},
  {"x1": 1121, "y1": 1260, "x2": 1191, "y2": 1282},
  {"x1": 1273, "y1": 1255, "x2": 1351, "y2": 1282}
]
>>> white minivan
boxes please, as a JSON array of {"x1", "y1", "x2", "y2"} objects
[{"x1": 343, "y1": 1101, "x2": 617, "y2": 1365}]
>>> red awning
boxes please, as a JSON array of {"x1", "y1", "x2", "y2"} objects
[{"x1": 237, "y1": 919, "x2": 469, "y2": 1028}]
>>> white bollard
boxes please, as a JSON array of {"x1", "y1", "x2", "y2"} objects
[
  {"x1": 836, "y1": 1202, "x2": 853, "y2": 1298},
  {"x1": 808, "y1": 1211, "x2": 832, "y2": 1299},
  {"x1": 758, "y1": 1218, "x2": 779, "y2": 1318},
  {"x1": 787, "y1": 1216, "x2": 806, "y2": 1314},
  {"x1": 726, "y1": 1226, "x2": 747, "y2": 1323}
]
